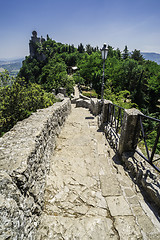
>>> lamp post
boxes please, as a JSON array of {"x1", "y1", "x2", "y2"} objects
[{"x1": 101, "y1": 43, "x2": 108, "y2": 101}]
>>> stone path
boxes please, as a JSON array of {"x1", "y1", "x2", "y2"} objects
[
  {"x1": 74, "y1": 85, "x2": 80, "y2": 98},
  {"x1": 37, "y1": 105, "x2": 160, "y2": 240}
]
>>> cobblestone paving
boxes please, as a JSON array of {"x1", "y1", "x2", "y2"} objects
[{"x1": 37, "y1": 105, "x2": 160, "y2": 240}]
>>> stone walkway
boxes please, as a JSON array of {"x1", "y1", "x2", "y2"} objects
[{"x1": 37, "y1": 105, "x2": 160, "y2": 240}]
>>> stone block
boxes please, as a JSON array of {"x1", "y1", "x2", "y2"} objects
[
  {"x1": 118, "y1": 108, "x2": 142, "y2": 154},
  {"x1": 106, "y1": 196, "x2": 132, "y2": 216},
  {"x1": 79, "y1": 93, "x2": 90, "y2": 100},
  {"x1": 122, "y1": 152, "x2": 160, "y2": 210},
  {"x1": 58, "y1": 87, "x2": 67, "y2": 97},
  {"x1": 76, "y1": 99, "x2": 91, "y2": 109},
  {"x1": 100, "y1": 175, "x2": 122, "y2": 196},
  {"x1": 137, "y1": 214, "x2": 156, "y2": 233},
  {"x1": 36, "y1": 216, "x2": 119, "y2": 240},
  {"x1": 114, "y1": 216, "x2": 142, "y2": 239},
  {"x1": 71, "y1": 97, "x2": 79, "y2": 104},
  {"x1": 90, "y1": 98, "x2": 101, "y2": 116},
  {"x1": 101, "y1": 100, "x2": 112, "y2": 124}
]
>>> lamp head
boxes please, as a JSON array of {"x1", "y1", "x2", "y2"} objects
[{"x1": 101, "y1": 43, "x2": 108, "y2": 60}]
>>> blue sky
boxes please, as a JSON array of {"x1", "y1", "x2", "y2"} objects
[{"x1": 0, "y1": 0, "x2": 160, "y2": 59}]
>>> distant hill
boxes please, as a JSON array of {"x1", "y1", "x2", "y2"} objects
[
  {"x1": 0, "y1": 58, "x2": 24, "y2": 77},
  {"x1": 0, "y1": 67, "x2": 5, "y2": 73},
  {"x1": 141, "y1": 52, "x2": 160, "y2": 65}
]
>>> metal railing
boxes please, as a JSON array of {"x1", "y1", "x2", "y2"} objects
[
  {"x1": 104, "y1": 103, "x2": 124, "y2": 151},
  {"x1": 135, "y1": 114, "x2": 160, "y2": 172},
  {"x1": 99, "y1": 101, "x2": 160, "y2": 172}
]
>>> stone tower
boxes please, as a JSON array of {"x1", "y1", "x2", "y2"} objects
[
  {"x1": 29, "y1": 31, "x2": 41, "y2": 57},
  {"x1": 29, "y1": 31, "x2": 46, "y2": 61}
]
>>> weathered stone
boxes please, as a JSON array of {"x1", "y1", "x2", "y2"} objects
[
  {"x1": 122, "y1": 152, "x2": 160, "y2": 209},
  {"x1": 58, "y1": 87, "x2": 66, "y2": 97},
  {"x1": 145, "y1": 233, "x2": 160, "y2": 240},
  {"x1": 90, "y1": 98, "x2": 101, "y2": 116},
  {"x1": 106, "y1": 196, "x2": 132, "y2": 216},
  {"x1": 55, "y1": 92, "x2": 65, "y2": 100},
  {"x1": 1, "y1": 93, "x2": 160, "y2": 239},
  {"x1": 101, "y1": 99, "x2": 112, "y2": 125},
  {"x1": 0, "y1": 99, "x2": 71, "y2": 239},
  {"x1": 100, "y1": 175, "x2": 122, "y2": 196},
  {"x1": 118, "y1": 108, "x2": 142, "y2": 154},
  {"x1": 123, "y1": 188, "x2": 135, "y2": 197},
  {"x1": 79, "y1": 93, "x2": 90, "y2": 100},
  {"x1": 36, "y1": 105, "x2": 160, "y2": 238},
  {"x1": 76, "y1": 99, "x2": 91, "y2": 108},
  {"x1": 131, "y1": 205, "x2": 145, "y2": 216},
  {"x1": 37, "y1": 216, "x2": 119, "y2": 240},
  {"x1": 126, "y1": 196, "x2": 140, "y2": 205},
  {"x1": 114, "y1": 216, "x2": 142, "y2": 239},
  {"x1": 137, "y1": 214, "x2": 157, "y2": 233}
]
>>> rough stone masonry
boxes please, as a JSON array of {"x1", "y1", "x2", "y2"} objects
[
  {"x1": 1, "y1": 93, "x2": 160, "y2": 239},
  {"x1": 0, "y1": 99, "x2": 71, "y2": 240}
]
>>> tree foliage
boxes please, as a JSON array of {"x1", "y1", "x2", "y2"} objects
[
  {"x1": 1, "y1": 35, "x2": 160, "y2": 137},
  {"x1": 76, "y1": 45, "x2": 160, "y2": 117},
  {"x1": 0, "y1": 70, "x2": 14, "y2": 87},
  {"x1": 0, "y1": 77, "x2": 56, "y2": 136}
]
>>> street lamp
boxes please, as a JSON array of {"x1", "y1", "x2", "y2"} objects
[{"x1": 101, "y1": 43, "x2": 108, "y2": 100}]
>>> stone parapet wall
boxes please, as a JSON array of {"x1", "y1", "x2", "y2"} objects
[
  {"x1": 122, "y1": 152, "x2": 160, "y2": 209},
  {"x1": 0, "y1": 98, "x2": 71, "y2": 239},
  {"x1": 76, "y1": 99, "x2": 91, "y2": 109},
  {"x1": 75, "y1": 95, "x2": 101, "y2": 116},
  {"x1": 79, "y1": 93, "x2": 90, "y2": 100},
  {"x1": 90, "y1": 98, "x2": 101, "y2": 116}
]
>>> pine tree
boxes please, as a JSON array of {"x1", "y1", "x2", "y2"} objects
[{"x1": 78, "y1": 43, "x2": 85, "y2": 53}]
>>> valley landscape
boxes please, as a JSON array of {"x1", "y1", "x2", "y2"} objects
[{"x1": 0, "y1": 58, "x2": 24, "y2": 76}]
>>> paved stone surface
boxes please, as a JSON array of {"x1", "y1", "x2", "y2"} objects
[{"x1": 37, "y1": 105, "x2": 160, "y2": 240}]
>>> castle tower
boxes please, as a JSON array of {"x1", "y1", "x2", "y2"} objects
[{"x1": 29, "y1": 31, "x2": 41, "y2": 57}]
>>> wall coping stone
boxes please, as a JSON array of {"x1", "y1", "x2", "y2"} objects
[
  {"x1": 76, "y1": 99, "x2": 91, "y2": 109},
  {"x1": 118, "y1": 108, "x2": 142, "y2": 155},
  {"x1": 122, "y1": 151, "x2": 160, "y2": 209},
  {"x1": 79, "y1": 93, "x2": 90, "y2": 100}
]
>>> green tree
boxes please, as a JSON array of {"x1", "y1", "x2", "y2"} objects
[
  {"x1": 115, "y1": 48, "x2": 122, "y2": 59},
  {"x1": 39, "y1": 59, "x2": 67, "y2": 91},
  {"x1": 78, "y1": 43, "x2": 85, "y2": 53},
  {"x1": 107, "y1": 45, "x2": 114, "y2": 58},
  {"x1": 131, "y1": 49, "x2": 144, "y2": 64},
  {"x1": 0, "y1": 70, "x2": 14, "y2": 87},
  {"x1": 78, "y1": 51, "x2": 102, "y2": 87},
  {"x1": 0, "y1": 78, "x2": 56, "y2": 136},
  {"x1": 86, "y1": 44, "x2": 92, "y2": 55}
]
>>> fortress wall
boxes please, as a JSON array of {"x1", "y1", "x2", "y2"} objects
[{"x1": 0, "y1": 98, "x2": 71, "y2": 239}]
